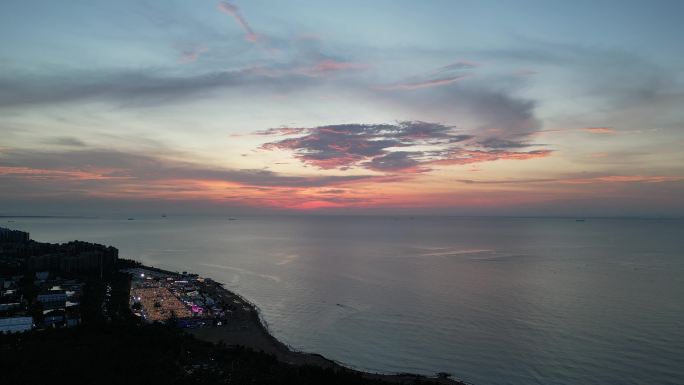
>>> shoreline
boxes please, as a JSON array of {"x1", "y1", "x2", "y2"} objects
[{"x1": 133, "y1": 263, "x2": 468, "y2": 385}]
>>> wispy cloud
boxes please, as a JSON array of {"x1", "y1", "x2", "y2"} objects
[
  {"x1": 0, "y1": 166, "x2": 127, "y2": 181},
  {"x1": 457, "y1": 178, "x2": 557, "y2": 184},
  {"x1": 571, "y1": 175, "x2": 682, "y2": 183},
  {"x1": 0, "y1": 148, "x2": 418, "y2": 211},
  {"x1": 247, "y1": 58, "x2": 368, "y2": 78},
  {"x1": 217, "y1": 1, "x2": 259, "y2": 42},
  {"x1": 45, "y1": 137, "x2": 87, "y2": 147},
  {"x1": 477, "y1": 138, "x2": 536, "y2": 149},
  {"x1": 431, "y1": 149, "x2": 552, "y2": 166},
  {"x1": 254, "y1": 127, "x2": 308, "y2": 136},
  {"x1": 179, "y1": 44, "x2": 209, "y2": 64},
  {"x1": 0, "y1": 148, "x2": 376, "y2": 188},
  {"x1": 457, "y1": 175, "x2": 683, "y2": 185},
  {"x1": 0, "y1": 67, "x2": 322, "y2": 108},
  {"x1": 374, "y1": 69, "x2": 541, "y2": 143},
  {"x1": 378, "y1": 75, "x2": 470, "y2": 90},
  {"x1": 535, "y1": 126, "x2": 619, "y2": 136},
  {"x1": 309, "y1": 59, "x2": 367, "y2": 74},
  {"x1": 379, "y1": 60, "x2": 476, "y2": 90},
  {"x1": 475, "y1": 39, "x2": 682, "y2": 113},
  {"x1": 583, "y1": 127, "x2": 615, "y2": 134},
  {"x1": 436, "y1": 61, "x2": 480, "y2": 72}
]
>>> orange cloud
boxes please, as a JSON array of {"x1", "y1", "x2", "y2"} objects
[
  {"x1": 583, "y1": 127, "x2": 615, "y2": 134},
  {"x1": 0, "y1": 166, "x2": 128, "y2": 181}
]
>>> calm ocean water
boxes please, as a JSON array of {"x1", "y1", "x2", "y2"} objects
[{"x1": 5, "y1": 216, "x2": 683, "y2": 385}]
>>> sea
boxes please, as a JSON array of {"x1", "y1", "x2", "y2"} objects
[{"x1": 4, "y1": 215, "x2": 683, "y2": 385}]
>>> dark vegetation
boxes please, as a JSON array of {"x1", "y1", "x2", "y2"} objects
[{"x1": 3, "y1": 323, "x2": 424, "y2": 385}]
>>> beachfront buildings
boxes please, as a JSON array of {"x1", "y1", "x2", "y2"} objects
[
  {"x1": 0, "y1": 227, "x2": 118, "y2": 276},
  {"x1": 0, "y1": 270, "x2": 83, "y2": 332},
  {"x1": 0, "y1": 316, "x2": 33, "y2": 333},
  {"x1": 37, "y1": 290, "x2": 67, "y2": 307},
  {"x1": 0, "y1": 228, "x2": 30, "y2": 243}
]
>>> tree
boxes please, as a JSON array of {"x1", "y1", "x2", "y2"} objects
[{"x1": 437, "y1": 372, "x2": 453, "y2": 380}]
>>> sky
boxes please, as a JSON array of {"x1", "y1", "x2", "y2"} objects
[{"x1": 1, "y1": 0, "x2": 683, "y2": 216}]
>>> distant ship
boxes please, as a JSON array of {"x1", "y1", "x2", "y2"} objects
[
  {"x1": 161, "y1": 214, "x2": 167, "y2": 218},
  {"x1": 575, "y1": 219, "x2": 586, "y2": 222},
  {"x1": 127, "y1": 218, "x2": 135, "y2": 221}
]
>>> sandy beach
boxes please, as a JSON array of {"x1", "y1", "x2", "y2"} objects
[{"x1": 189, "y1": 277, "x2": 467, "y2": 385}]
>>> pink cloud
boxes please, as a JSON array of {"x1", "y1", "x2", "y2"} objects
[
  {"x1": 310, "y1": 59, "x2": 367, "y2": 74},
  {"x1": 431, "y1": 149, "x2": 553, "y2": 166},
  {"x1": 379, "y1": 75, "x2": 470, "y2": 91},
  {"x1": 217, "y1": 1, "x2": 259, "y2": 42},
  {"x1": 179, "y1": 45, "x2": 209, "y2": 64},
  {"x1": 259, "y1": 122, "x2": 551, "y2": 175},
  {"x1": 583, "y1": 127, "x2": 615, "y2": 134}
]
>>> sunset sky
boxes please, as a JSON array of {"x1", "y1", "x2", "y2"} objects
[{"x1": 1, "y1": 0, "x2": 683, "y2": 216}]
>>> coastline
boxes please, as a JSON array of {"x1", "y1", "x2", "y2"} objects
[{"x1": 135, "y1": 263, "x2": 468, "y2": 385}]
